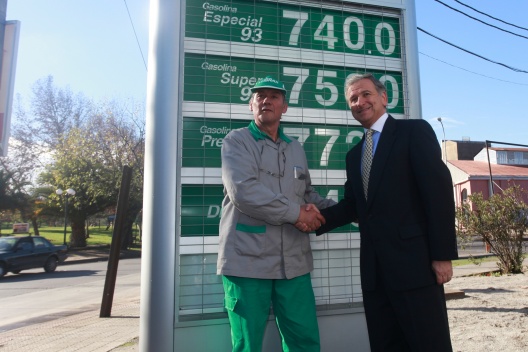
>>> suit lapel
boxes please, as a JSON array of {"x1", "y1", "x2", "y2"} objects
[{"x1": 366, "y1": 115, "x2": 397, "y2": 209}]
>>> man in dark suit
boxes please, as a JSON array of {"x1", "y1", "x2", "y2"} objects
[{"x1": 316, "y1": 73, "x2": 458, "y2": 351}]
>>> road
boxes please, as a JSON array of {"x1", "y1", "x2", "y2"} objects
[{"x1": 0, "y1": 258, "x2": 141, "y2": 333}]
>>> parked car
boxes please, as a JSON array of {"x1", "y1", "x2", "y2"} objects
[{"x1": 0, "y1": 235, "x2": 68, "y2": 278}]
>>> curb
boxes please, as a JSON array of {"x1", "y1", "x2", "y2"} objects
[
  {"x1": 63, "y1": 249, "x2": 141, "y2": 266},
  {"x1": 445, "y1": 288, "x2": 465, "y2": 300}
]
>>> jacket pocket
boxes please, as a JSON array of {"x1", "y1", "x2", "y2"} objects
[
  {"x1": 224, "y1": 295, "x2": 238, "y2": 312},
  {"x1": 236, "y1": 223, "x2": 266, "y2": 233},
  {"x1": 398, "y1": 223, "x2": 425, "y2": 240},
  {"x1": 234, "y1": 221, "x2": 267, "y2": 257}
]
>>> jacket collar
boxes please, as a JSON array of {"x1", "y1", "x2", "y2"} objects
[{"x1": 248, "y1": 121, "x2": 292, "y2": 143}]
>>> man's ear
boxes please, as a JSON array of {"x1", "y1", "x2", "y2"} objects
[{"x1": 381, "y1": 91, "x2": 388, "y2": 107}]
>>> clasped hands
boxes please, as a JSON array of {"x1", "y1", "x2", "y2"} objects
[{"x1": 295, "y1": 204, "x2": 326, "y2": 232}]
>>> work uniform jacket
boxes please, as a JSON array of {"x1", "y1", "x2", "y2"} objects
[{"x1": 217, "y1": 121, "x2": 335, "y2": 279}]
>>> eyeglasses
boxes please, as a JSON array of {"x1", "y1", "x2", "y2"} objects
[{"x1": 258, "y1": 143, "x2": 286, "y2": 178}]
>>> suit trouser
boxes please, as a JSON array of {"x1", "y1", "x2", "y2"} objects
[
  {"x1": 363, "y1": 275, "x2": 453, "y2": 352},
  {"x1": 222, "y1": 274, "x2": 320, "y2": 352}
]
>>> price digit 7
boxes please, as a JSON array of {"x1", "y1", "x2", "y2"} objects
[{"x1": 283, "y1": 10, "x2": 308, "y2": 46}]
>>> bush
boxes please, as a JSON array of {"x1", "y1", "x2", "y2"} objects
[{"x1": 456, "y1": 185, "x2": 527, "y2": 274}]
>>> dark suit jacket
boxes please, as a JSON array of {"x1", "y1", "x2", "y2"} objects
[{"x1": 317, "y1": 116, "x2": 458, "y2": 291}]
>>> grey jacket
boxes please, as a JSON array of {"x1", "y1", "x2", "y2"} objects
[{"x1": 217, "y1": 122, "x2": 335, "y2": 279}]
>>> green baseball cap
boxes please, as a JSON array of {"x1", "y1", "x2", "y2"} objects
[{"x1": 250, "y1": 76, "x2": 286, "y2": 93}]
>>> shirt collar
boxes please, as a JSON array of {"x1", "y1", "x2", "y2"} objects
[
  {"x1": 248, "y1": 120, "x2": 291, "y2": 143},
  {"x1": 365, "y1": 113, "x2": 388, "y2": 134}
]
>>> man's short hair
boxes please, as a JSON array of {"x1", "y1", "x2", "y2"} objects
[{"x1": 345, "y1": 73, "x2": 386, "y2": 96}]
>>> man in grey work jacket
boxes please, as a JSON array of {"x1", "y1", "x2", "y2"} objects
[{"x1": 217, "y1": 76, "x2": 335, "y2": 352}]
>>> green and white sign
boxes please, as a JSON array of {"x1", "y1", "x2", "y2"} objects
[
  {"x1": 186, "y1": 0, "x2": 401, "y2": 58},
  {"x1": 184, "y1": 53, "x2": 403, "y2": 113},
  {"x1": 181, "y1": 184, "x2": 358, "y2": 237},
  {"x1": 183, "y1": 117, "x2": 364, "y2": 169},
  {"x1": 145, "y1": 0, "x2": 420, "y2": 346}
]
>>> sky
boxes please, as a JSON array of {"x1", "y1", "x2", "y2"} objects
[{"x1": 6, "y1": 0, "x2": 528, "y2": 147}]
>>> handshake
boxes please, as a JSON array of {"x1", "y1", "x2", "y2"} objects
[{"x1": 295, "y1": 204, "x2": 326, "y2": 232}]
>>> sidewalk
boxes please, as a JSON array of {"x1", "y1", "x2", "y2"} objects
[
  {"x1": 0, "y1": 248, "x2": 523, "y2": 352},
  {"x1": 0, "y1": 247, "x2": 141, "y2": 352}
]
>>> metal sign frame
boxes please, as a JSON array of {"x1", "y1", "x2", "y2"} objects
[{"x1": 141, "y1": 1, "x2": 420, "y2": 350}]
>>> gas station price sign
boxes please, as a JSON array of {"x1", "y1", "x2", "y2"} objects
[
  {"x1": 186, "y1": 0, "x2": 401, "y2": 58},
  {"x1": 182, "y1": 117, "x2": 365, "y2": 169},
  {"x1": 180, "y1": 184, "x2": 358, "y2": 237},
  {"x1": 184, "y1": 53, "x2": 403, "y2": 113}
]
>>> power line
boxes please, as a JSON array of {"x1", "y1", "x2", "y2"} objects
[
  {"x1": 434, "y1": 0, "x2": 528, "y2": 40},
  {"x1": 419, "y1": 52, "x2": 528, "y2": 86},
  {"x1": 123, "y1": 0, "x2": 147, "y2": 71},
  {"x1": 454, "y1": 0, "x2": 528, "y2": 32},
  {"x1": 417, "y1": 27, "x2": 528, "y2": 74}
]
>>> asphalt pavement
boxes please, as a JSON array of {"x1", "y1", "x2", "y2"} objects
[{"x1": 0, "y1": 245, "x2": 524, "y2": 352}]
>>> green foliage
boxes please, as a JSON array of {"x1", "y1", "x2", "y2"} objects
[
  {"x1": 4, "y1": 76, "x2": 145, "y2": 248},
  {"x1": 456, "y1": 185, "x2": 527, "y2": 274}
]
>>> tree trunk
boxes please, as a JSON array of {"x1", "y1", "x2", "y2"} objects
[
  {"x1": 70, "y1": 216, "x2": 87, "y2": 247},
  {"x1": 120, "y1": 206, "x2": 142, "y2": 250},
  {"x1": 31, "y1": 216, "x2": 40, "y2": 237}
]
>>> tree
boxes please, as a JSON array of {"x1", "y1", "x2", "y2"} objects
[
  {"x1": 27, "y1": 75, "x2": 92, "y2": 149},
  {"x1": 40, "y1": 100, "x2": 145, "y2": 247},
  {"x1": 456, "y1": 186, "x2": 527, "y2": 274},
  {"x1": 0, "y1": 169, "x2": 21, "y2": 211},
  {"x1": 83, "y1": 99, "x2": 145, "y2": 249},
  {"x1": 8, "y1": 76, "x2": 145, "y2": 247},
  {"x1": 1, "y1": 76, "x2": 94, "y2": 231},
  {"x1": 0, "y1": 147, "x2": 32, "y2": 217}
]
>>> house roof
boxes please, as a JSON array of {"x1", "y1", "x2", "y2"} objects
[
  {"x1": 489, "y1": 147, "x2": 528, "y2": 152},
  {"x1": 449, "y1": 160, "x2": 528, "y2": 178}
]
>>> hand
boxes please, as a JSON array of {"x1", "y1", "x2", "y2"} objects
[
  {"x1": 432, "y1": 260, "x2": 453, "y2": 285},
  {"x1": 295, "y1": 204, "x2": 326, "y2": 232}
]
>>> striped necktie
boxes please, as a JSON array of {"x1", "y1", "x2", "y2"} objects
[{"x1": 362, "y1": 129, "x2": 374, "y2": 199}]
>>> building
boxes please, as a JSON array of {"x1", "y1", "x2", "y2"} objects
[
  {"x1": 444, "y1": 139, "x2": 489, "y2": 161},
  {"x1": 444, "y1": 140, "x2": 528, "y2": 207}
]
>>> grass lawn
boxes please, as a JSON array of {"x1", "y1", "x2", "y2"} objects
[{"x1": 30, "y1": 226, "x2": 120, "y2": 247}]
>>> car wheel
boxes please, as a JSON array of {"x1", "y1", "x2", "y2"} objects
[
  {"x1": 0, "y1": 263, "x2": 6, "y2": 278},
  {"x1": 12, "y1": 270, "x2": 21, "y2": 274},
  {"x1": 44, "y1": 256, "x2": 58, "y2": 273}
]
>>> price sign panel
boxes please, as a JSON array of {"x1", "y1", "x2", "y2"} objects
[
  {"x1": 182, "y1": 117, "x2": 364, "y2": 170},
  {"x1": 184, "y1": 53, "x2": 403, "y2": 113},
  {"x1": 186, "y1": 0, "x2": 401, "y2": 58},
  {"x1": 145, "y1": 0, "x2": 421, "y2": 349},
  {"x1": 180, "y1": 184, "x2": 358, "y2": 237}
]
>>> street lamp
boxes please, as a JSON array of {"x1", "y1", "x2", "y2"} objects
[
  {"x1": 437, "y1": 117, "x2": 447, "y2": 163},
  {"x1": 56, "y1": 188, "x2": 76, "y2": 245}
]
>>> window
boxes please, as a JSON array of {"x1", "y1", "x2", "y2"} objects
[
  {"x1": 16, "y1": 239, "x2": 33, "y2": 251},
  {"x1": 33, "y1": 237, "x2": 50, "y2": 249},
  {"x1": 496, "y1": 150, "x2": 528, "y2": 165}
]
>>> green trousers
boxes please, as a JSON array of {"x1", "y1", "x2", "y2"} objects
[{"x1": 222, "y1": 274, "x2": 320, "y2": 352}]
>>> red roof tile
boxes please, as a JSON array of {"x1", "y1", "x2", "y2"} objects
[{"x1": 448, "y1": 160, "x2": 528, "y2": 177}]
